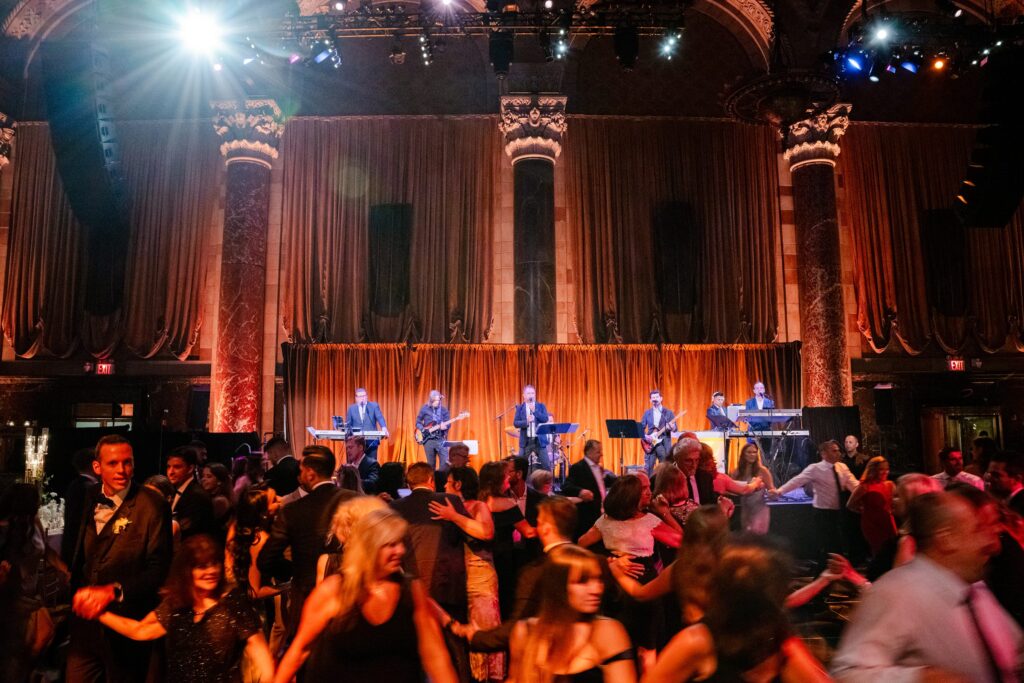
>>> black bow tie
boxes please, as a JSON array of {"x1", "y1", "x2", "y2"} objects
[{"x1": 96, "y1": 495, "x2": 116, "y2": 508}]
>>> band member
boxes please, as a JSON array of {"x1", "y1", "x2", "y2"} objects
[
  {"x1": 640, "y1": 389, "x2": 676, "y2": 475},
  {"x1": 513, "y1": 385, "x2": 551, "y2": 471},
  {"x1": 416, "y1": 390, "x2": 451, "y2": 470},
  {"x1": 706, "y1": 391, "x2": 729, "y2": 431},
  {"x1": 345, "y1": 388, "x2": 389, "y2": 461},
  {"x1": 743, "y1": 382, "x2": 774, "y2": 432}
]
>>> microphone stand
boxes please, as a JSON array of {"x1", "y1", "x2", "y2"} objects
[{"x1": 495, "y1": 403, "x2": 517, "y2": 459}]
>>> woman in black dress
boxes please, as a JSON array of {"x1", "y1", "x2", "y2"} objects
[
  {"x1": 95, "y1": 534, "x2": 274, "y2": 682},
  {"x1": 479, "y1": 461, "x2": 536, "y2": 618},
  {"x1": 273, "y1": 507, "x2": 456, "y2": 683}
]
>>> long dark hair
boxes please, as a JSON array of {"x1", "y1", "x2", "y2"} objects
[
  {"x1": 378, "y1": 462, "x2": 406, "y2": 499},
  {"x1": 230, "y1": 488, "x2": 275, "y2": 595},
  {"x1": 161, "y1": 535, "x2": 227, "y2": 611},
  {"x1": 733, "y1": 443, "x2": 764, "y2": 482},
  {"x1": 704, "y1": 538, "x2": 793, "y2": 672},
  {"x1": 478, "y1": 461, "x2": 508, "y2": 499},
  {"x1": 603, "y1": 475, "x2": 643, "y2": 521},
  {"x1": 447, "y1": 466, "x2": 480, "y2": 501}
]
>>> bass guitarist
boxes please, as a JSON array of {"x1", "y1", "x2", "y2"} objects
[
  {"x1": 640, "y1": 389, "x2": 677, "y2": 475},
  {"x1": 416, "y1": 390, "x2": 451, "y2": 470}
]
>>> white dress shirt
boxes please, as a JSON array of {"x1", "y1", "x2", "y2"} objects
[
  {"x1": 756, "y1": 396, "x2": 765, "y2": 410},
  {"x1": 94, "y1": 486, "x2": 128, "y2": 534},
  {"x1": 688, "y1": 474, "x2": 701, "y2": 505},
  {"x1": 932, "y1": 470, "x2": 985, "y2": 491},
  {"x1": 652, "y1": 406, "x2": 663, "y2": 427},
  {"x1": 171, "y1": 476, "x2": 195, "y2": 512},
  {"x1": 775, "y1": 460, "x2": 859, "y2": 510},
  {"x1": 832, "y1": 555, "x2": 1023, "y2": 683}
]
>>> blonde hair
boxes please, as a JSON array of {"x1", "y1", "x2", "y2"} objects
[
  {"x1": 512, "y1": 546, "x2": 605, "y2": 683},
  {"x1": 335, "y1": 508, "x2": 408, "y2": 621},
  {"x1": 328, "y1": 495, "x2": 387, "y2": 545},
  {"x1": 861, "y1": 456, "x2": 890, "y2": 484}
]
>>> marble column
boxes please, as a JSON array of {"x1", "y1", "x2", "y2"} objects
[
  {"x1": 210, "y1": 99, "x2": 284, "y2": 433},
  {"x1": 498, "y1": 95, "x2": 566, "y2": 344},
  {"x1": 783, "y1": 104, "x2": 853, "y2": 407}
]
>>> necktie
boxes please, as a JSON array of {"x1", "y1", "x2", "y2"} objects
[
  {"x1": 831, "y1": 463, "x2": 843, "y2": 510},
  {"x1": 360, "y1": 406, "x2": 366, "y2": 423},
  {"x1": 965, "y1": 585, "x2": 1007, "y2": 683},
  {"x1": 689, "y1": 475, "x2": 700, "y2": 504}
]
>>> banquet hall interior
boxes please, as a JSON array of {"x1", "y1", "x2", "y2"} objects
[{"x1": 1, "y1": 0, "x2": 1023, "y2": 679}]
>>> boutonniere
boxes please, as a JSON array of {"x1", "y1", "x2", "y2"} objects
[{"x1": 112, "y1": 518, "x2": 132, "y2": 535}]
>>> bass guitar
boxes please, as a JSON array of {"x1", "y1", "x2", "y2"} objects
[
  {"x1": 640, "y1": 410, "x2": 687, "y2": 454},
  {"x1": 415, "y1": 411, "x2": 470, "y2": 444}
]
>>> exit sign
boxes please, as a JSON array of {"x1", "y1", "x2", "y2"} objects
[
  {"x1": 947, "y1": 357, "x2": 966, "y2": 372},
  {"x1": 96, "y1": 361, "x2": 115, "y2": 376}
]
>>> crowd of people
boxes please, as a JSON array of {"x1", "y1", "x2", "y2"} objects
[{"x1": 1, "y1": 430, "x2": 1023, "y2": 683}]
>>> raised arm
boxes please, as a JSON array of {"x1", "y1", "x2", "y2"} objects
[
  {"x1": 98, "y1": 610, "x2": 167, "y2": 641},
  {"x1": 429, "y1": 498, "x2": 495, "y2": 541},
  {"x1": 273, "y1": 578, "x2": 340, "y2": 683}
]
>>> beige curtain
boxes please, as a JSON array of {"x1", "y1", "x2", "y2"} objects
[
  {"x1": 1, "y1": 121, "x2": 219, "y2": 359},
  {"x1": 565, "y1": 117, "x2": 781, "y2": 343},
  {"x1": 840, "y1": 123, "x2": 1024, "y2": 354},
  {"x1": 279, "y1": 116, "x2": 499, "y2": 344}
]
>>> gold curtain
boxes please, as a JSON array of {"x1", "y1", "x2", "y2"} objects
[
  {"x1": 0, "y1": 121, "x2": 219, "y2": 358},
  {"x1": 839, "y1": 123, "x2": 1024, "y2": 354},
  {"x1": 279, "y1": 116, "x2": 499, "y2": 344},
  {"x1": 564, "y1": 117, "x2": 781, "y2": 343},
  {"x1": 284, "y1": 342, "x2": 800, "y2": 473}
]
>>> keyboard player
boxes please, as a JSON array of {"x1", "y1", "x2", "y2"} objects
[{"x1": 743, "y1": 382, "x2": 775, "y2": 432}]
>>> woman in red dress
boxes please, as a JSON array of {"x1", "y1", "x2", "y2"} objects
[{"x1": 847, "y1": 456, "x2": 898, "y2": 556}]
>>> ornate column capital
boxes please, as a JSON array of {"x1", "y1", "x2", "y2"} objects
[
  {"x1": 210, "y1": 99, "x2": 285, "y2": 168},
  {"x1": 0, "y1": 112, "x2": 16, "y2": 169},
  {"x1": 499, "y1": 95, "x2": 567, "y2": 164},
  {"x1": 782, "y1": 103, "x2": 852, "y2": 171}
]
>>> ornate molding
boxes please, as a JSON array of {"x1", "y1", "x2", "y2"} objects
[
  {"x1": 783, "y1": 103, "x2": 852, "y2": 171},
  {"x1": 210, "y1": 99, "x2": 286, "y2": 168},
  {"x1": 0, "y1": 113, "x2": 15, "y2": 169},
  {"x1": 498, "y1": 95, "x2": 567, "y2": 164}
]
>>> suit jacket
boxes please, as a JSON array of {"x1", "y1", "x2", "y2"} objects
[
  {"x1": 356, "y1": 456, "x2": 381, "y2": 494},
  {"x1": 265, "y1": 456, "x2": 300, "y2": 496},
  {"x1": 1008, "y1": 490, "x2": 1024, "y2": 518},
  {"x1": 693, "y1": 470, "x2": 719, "y2": 506},
  {"x1": 61, "y1": 473, "x2": 96, "y2": 565},
  {"x1": 513, "y1": 402, "x2": 550, "y2": 448},
  {"x1": 70, "y1": 482, "x2": 173, "y2": 619},
  {"x1": 173, "y1": 478, "x2": 215, "y2": 540},
  {"x1": 258, "y1": 482, "x2": 357, "y2": 629},
  {"x1": 390, "y1": 488, "x2": 468, "y2": 610},
  {"x1": 561, "y1": 459, "x2": 615, "y2": 539},
  {"x1": 641, "y1": 407, "x2": 676, "y2": 438},
  {"x1": 743, "y1": 396, "x2": 775, "y2": 432},
  {"x1": 706, "y1": 404, "x2": 729, "y2": 430},
  {"x1": 346, "y1": 401, "x2": 387, "y2": 448}
]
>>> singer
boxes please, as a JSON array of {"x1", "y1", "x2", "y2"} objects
[
  {"x1": 513, "y1": 385, "x2": 551, "y2": 471},
  {"x1": 743, "y1": 381, "x2": 774, "y2": 432}
]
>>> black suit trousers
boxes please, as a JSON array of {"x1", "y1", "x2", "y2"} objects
[{"x1": 66, "y1": 616, "x2": 155, "y2": 683}]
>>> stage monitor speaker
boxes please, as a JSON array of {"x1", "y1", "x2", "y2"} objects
[
  {"x1": 42, "y1": 41, "x2": 130, "y2": 315},
  {"x1": 368, "y1": 203, "x2": 413, "y2": 317},
  {"x1": 652, "y1": 202, "x2": 698, "y2": 315},
  {"x1": 954, "y1": 46, "x2": 1024, "y2": 229},
  {"x1": 920, "y1": 208, "x2": 967, "y2": 316}
]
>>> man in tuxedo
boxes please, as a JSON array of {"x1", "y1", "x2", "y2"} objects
[
  {"x1": 391, "y1": 462, "x2": 471, "y2": 682},
  {"x1": 673, "y1": 437, "x2": 719, "y2": 506},
  {"x1": 66, "y1": 434, "x2": 172, "y2": 683},
  {"x1": 345, "y1": 387, "x2": 389, "y2": 460},
  {"x1": 561, "y1": 440, "x2": 615, "y2": 539},
  {"x1": 513, "y1": 385, "x2": 551, "y2": 471},
  {"x1": 166, "y1": 445, "x2": 214, "y2": 540},
  {"x1": 416, "y1": 389, "x2": 451, "y2": 470},
  {"x1": 505, "y1": 456, "x2": 545, "y2": 527},
  {"x1": 640, "y1": 389, "x2": 676, "y2": 476},
  {"x1": 986, "y1": 451, "x2": 1024, "y2": 517},
  {"x1": 264, "y1": 436, "x2": 299, "y2": 497},
  {"x1": 706, "y1": 391, "x2": 729, "y2": 430},
  {"x1": 463, "y1": 495, "x2": 578, "y2": 651},
  {"x1": 258, "y1": 445, "x2": 357, "y2": 635},
  {"x1": 62, "y1": 448, "x2": 97, "y2": 566},
  {"x1": 435, "y1": 442, "x2": 470, "y2": 491},
  {"x1": 345, "y1": 436, "x2": 381, "y2": 494}
]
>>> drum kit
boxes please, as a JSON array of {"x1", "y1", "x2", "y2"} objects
[{"x1": 504, "y1": 426, "x2": 580, "y2": 485}]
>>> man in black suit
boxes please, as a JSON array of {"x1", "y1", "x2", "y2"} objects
[
  {"x1": 166, "y1": 445, "x2": 214, "y2": 539},
  {"x1": 505, "y1": 456, "x2": 545, "y2": 527},
  {"x1": 435, "y1": 442, "x2": 471, "y2": 492},
  {"x1": 987, "y1": 451, "x2": 1024, "y2": 517},
  {"x1": 561, "y1": 440, "x2": 615, "y2": 539},
  {"x1": 345, "y1": 436, "x2": 380, "y2": 493},
  {"x1": 513, "y1": 385, "x2": 551, "y2": 471},
  {"x1": 391, "y1": 462, "x2": 471, "y2": 682},
  {"x1": 66, "y1": 434, "x2": 173, "y2": 683},
  {"x1": 674, "y1": 437, "x2": 719, "y2": 506},
  {"x1": 461, "y1": 495, "x2": 577, "y2": 651},
  {"x1": 62, "y1": 448, "x2": 97, "y2": 566},
  {"x1": 258, "y1": 445, "x2": 357, "y2": 636},
  {"x1": 345, "y1": 387, "x2": 389, "y2": 461},
  {"x1": 264, "y1": 436, "x2": 299, "y2": 497},
  {"x1": 706, "y1": 391, "x2": 729, "y2": 431}
]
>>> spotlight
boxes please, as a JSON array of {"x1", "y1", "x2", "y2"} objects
[
  {"x1": 544, "y1": 0, "x2": 553, "y2": 7},
  {"x1": 660, "y1": 26, "x2": 682, "y2": 59},
  {"x1": 869, "y1": 73, "x2": 880, "y2": 82},
  {"x1": 289, "y1": 53, "x2": 302, "y2": 64},
  {"x1": 177, "y1": 9, "x2": 223, "y2": 54},
  {"x1": 873, "y1": 27, "x2": 890, "y2": 42},
  {"x1": 846, "y1": 54, "x2": 864, "y2": 71},
  {"x1": 334, "y1": 1, "x2": 344, "y2": 8},
  {"x1": 954, "y1": 7, "x2": 963, "y2": 16},
  {"x1": 932, "y1": 56, "x2": 946, "y2": 70},
  {"x1": 614, "y1": 25, "x2": 639, "y2": 70},
  {"x1": 212, "y1": 61, "x2": 223, "y2": 72},
  {"x1": 900, "y1": 59, "x2": 919, "y2": 73},
  {"x1": 442, "y1": 0, "x2": 452, "y2": 5}
]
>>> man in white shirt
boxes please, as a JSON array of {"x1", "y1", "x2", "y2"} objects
[
  {"x1": 933, "y1": 448, "x2": 985, "y2": 490},
  {"x1": 562, "y1": 440, "x2": 613, "y2": 538},
  {"x1": 832, "y1": 491, "x2": 1022, "y2": 682},
  {"x1": 773, "y1": 439, "x2": 859, "y2": 561}
]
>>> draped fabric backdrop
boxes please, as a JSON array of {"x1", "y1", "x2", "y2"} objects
[
  {"x1": 840, "y1": 123, "x2": 1024, "y2": 354},
  {"x1": 565, "y1": 117, "x2": 782, "y2": 344},
  {"x1": 1, "y1": 121, "x2": 220, "y2": 358},
  {"x1": 284, "y1": 343, "x2": 800, "y2": 472},
  {"x1": 279, "y1": 117, "x2": 499, "y2": 344}
]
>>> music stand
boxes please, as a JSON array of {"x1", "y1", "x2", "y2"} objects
[
  {"x1": 605, "y1": 419, "x2": 645, "y2": 474},
  {"x1": 538, "y1": 423, "x2": 579, "y2": 480}
]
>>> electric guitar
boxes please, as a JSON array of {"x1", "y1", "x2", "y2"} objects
[
  {"x1": 640, "y1": 410, "x2": 687, "y2": 454},
  {"x1": 415, "y1": 411, "x2": 470, "y2": 444}
]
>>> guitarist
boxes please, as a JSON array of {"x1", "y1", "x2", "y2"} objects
[
  {"x1": 416, "y1": 390, "x2": 451, "y2": 470},
  {"x1": 640, "y1": 389, "x2": 676, "y2": 475}
]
